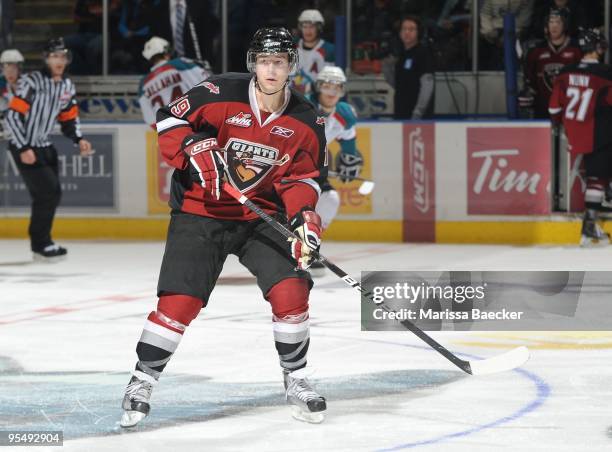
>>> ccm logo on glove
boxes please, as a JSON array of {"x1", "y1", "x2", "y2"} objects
[{"x1": 186, "y1": 137, "x2": 219, "y2": 156}]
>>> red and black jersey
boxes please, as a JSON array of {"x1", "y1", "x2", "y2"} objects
[
  {"x1": 549, "y1": 60, "x2": 612, "y2": 154},
  {"x1": 524, "y1": 38, "x2": 582, "y2": 118},
  {"x1": 156, "y1": 73, "x2": 328, "y2": 221}
]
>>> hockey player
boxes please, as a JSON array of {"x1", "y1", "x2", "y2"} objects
[
  {"x1": 121, "y1": 27, "x2": 328, "y2": 427},
  {"x1": 522, "y1": 8, "x2": 582, "y2": 118},
  {"x1": 307, "y1": 65, "x2": 361, "y2": 275},
  {"x1": 0, "y1": 49, "x2": 24, "y2": 139},
  {"x1": 139, "y1": 36, "x2": 211, "y2": 128},
  {"x1": 293, "y1": 9, "x2": 335, "y2": 94},
  {"x1": 0, "y1": 49, "x2": 24, "y2": 116},
  {"x1": 549, "y1": 28, "x2": 612, "y2": 246}
]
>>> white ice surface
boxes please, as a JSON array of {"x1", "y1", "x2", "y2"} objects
[{"x1": 1, "y1": 240, "x2": 611, "y2": 452}]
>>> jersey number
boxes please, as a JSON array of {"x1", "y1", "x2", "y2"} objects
[
  {"x1": 565, "y1": 87, "x2": 593, "y2": 122},
  {"x1": 151, "y1": 86, "x2": 184, "y2": 110}
]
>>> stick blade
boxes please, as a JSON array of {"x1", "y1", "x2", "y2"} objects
[
  {"x1": 358, "y1": 181, "x2": 375, "y2": 195},
  {"x1": 468, "y1": 346, "x2": 530, "y2": 376}
]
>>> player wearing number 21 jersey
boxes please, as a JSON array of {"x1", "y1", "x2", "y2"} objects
[{"x1": 549, "y1": 28, "x2": 612, "y2": 246}]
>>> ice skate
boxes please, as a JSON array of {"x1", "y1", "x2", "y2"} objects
[
  {"x1": 33, "y1": 244, "x2": 67, "y2": 262},
  {"x1": 120, "y1": 371, "x2": 156, "y2": 428},
  {"x1": 580, "y1": 211, "x2": 610, "y2": 247},
  {"x1": 284, "y1": 368, "x2": 326, "y2": 424}
]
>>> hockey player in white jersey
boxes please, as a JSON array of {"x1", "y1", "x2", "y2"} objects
[
  {"x1": 138, "y1": 37, "x2": 211, "y2": 128},
  {"x1": 293, "y1": 9, "x2": 335, "y2": 94},
  {"x1": 308, "y1": 65, "x2": 362, "y2": 275}
]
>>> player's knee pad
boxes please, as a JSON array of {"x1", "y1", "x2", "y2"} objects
[
  {"x1": 316, "y1": 189, "x2": 340, "y2": 230},
  {"x1": 586, "y1": 177, "x2": 606, "y2": 205},
  {"x1": 266, "y1": 278, "x2": 309, "y2": 320},
  {"x1": 156, "y1": 293, "x2": 204, "y2": 327}
]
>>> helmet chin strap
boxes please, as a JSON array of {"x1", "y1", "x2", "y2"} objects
[{"x1": 255, "y1": 78, "x2": 288, "y2": 96}]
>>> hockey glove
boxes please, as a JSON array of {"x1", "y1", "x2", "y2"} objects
[
  {"x1": 183, "y1": 134, "x2": 227, "y2": 200},
  {"x1": 335, "y1": 150, "x2": 364, "y2": 183},
  {"x1": 518, "y1": 87, "x2": 535, "y2": 108},
  {"x1": 288, "y1": 208, "x2": 322, "y2": 270}
]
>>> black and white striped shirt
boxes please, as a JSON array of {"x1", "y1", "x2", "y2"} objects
[{"x1": 6, "y1": 68, "x2": 82, "y2": 150}]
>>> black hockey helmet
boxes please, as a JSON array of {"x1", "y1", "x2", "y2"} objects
[
  {"x1": 43, "y1": 37, "x2": 72, "y2": 62},
  {"x1": 545, "y1": 7, "x2": 569, "y2": 34},
  {"x1": 246, "y1": 27, "x2": 299, "y2": 76},
  {"x1": 578, "y1": 27, "x2": 608, "y2": 55}
]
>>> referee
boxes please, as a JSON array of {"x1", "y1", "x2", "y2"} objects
[{"x1": 5, "y1": 38, "x2": 93, "y2": 261}]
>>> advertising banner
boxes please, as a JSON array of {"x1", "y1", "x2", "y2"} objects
[
  {"x1": 0, "y1": 133, "x2": 115, "y2": 208},
  {"x1": 328, "y1": 127, "x2": 373, "y2": 215},
  {"x1": 467, "y1": 127, "x2": 551, "y2": 215},
  {"x1": 403, "y1": 123, "x2": 435, "y2": 242}
]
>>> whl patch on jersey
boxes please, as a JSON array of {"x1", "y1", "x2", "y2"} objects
[
  {"x1": 270, "y1": 125, "x2": 294, "y2": 138},
  {"x1": 226, "y1": 112, "x2": 253, "y2": 128},
  {"x1": 224, "y1": 138, "x2": 289, "y2": 192},
  {"x1": 170, "y1": 97, "x2": 190, "y2": 118},
  {"x1": 316, "y1": 116, "x2": 326, "y2": 126}
]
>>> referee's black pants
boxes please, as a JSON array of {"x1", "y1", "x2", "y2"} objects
[{"x1": 10, "y1": 144, "x2": 62, "y2": 252}]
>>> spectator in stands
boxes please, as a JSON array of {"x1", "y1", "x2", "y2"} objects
[
  {"x1": 530, "y1": 0, "x2": 587, "y2": 39},
  {"x1": 227, "y1": 0, "x2": 268, "y2": 72},
  {"x1": 383, "y1": 16, "x2": 435, "y2": 120},
  {"x1": 65, "y1": 0, "x2": 121, "y2": 75},
  {"x1": 293, "y1": 9, "x2": 335, "y2": 94},
  {"x1": 521, "y1": 8, "x2": 582, "y2": 118},
  {"x1": 111, "y1": 0, "x2": 156, "y2": 74},
  {"x1": 0, "y1": 0, "x2": 16, "y2": 49},
  {"x1": 151, "y1": 0, "x2": 219, "y2": 65},
  {"x1": 480, "y1": 0, "x2": 534, "y2": 70},
  {"x1": 429, "y1": 0, "x2": 471, "y2": 70}
]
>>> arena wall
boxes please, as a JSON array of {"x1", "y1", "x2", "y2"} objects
[{"x1": 0, "y1": 121, "x2": 604, "y2": 244}]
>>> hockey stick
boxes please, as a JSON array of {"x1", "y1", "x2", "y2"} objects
[
  {"x1": 328, "y1": 171, "x2": 375, "y2": 195},
  {"x1": 222, "y1": 182, "x2": 529, "y2": 375}
]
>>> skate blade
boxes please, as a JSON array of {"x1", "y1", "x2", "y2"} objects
[
  {"x1": 580, "y1": 236, "x2": 610, "y2": 248},
  {"x1": 290, "y1": 405, "x2": 325, "y2": 424},
  {"x1": 120, "y1": 410, "x2": 147, "y2": 428},
  {"x1": 33, "y1": 253, "x2": 67, "y2": 263}
]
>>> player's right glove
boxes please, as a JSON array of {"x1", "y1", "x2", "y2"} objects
[
  {"x1": 288, "y1": 208, "x2": 322, "y2": 270},
  {"x1": 183, "y1": 133, "x2": 227, "y2": 200},
  {"x1": 335, "y1": 149, "x2": 364, "y2": 183}
]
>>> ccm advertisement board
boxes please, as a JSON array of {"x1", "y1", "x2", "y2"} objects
[{"x1": 403, "y1": 123, "x2": 435, "y2": 242}]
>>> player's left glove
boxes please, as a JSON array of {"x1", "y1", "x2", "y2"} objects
[
  {"x1": 183, "y1": 133, "x2": 227, "y2": 200},
  {"x1": 288, "y1": 208, "x2": 322, "y2": 270},
  {"x1": 518, "y1": 87, "x2": 535, "y2": 108},
  {"x1": 335, "y1": 150, "x2": 363, "y2": 183}
]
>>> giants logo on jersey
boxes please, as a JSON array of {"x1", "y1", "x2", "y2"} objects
[
  {"x1": 226, "y1": 112, "x2": 253, "y2": 128},
  {"x1": 224, "y1": 138, "x2": 289, "y2": 192}
]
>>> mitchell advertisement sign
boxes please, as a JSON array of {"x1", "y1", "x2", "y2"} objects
[{"x1": 0, "y1": 133, "x2": 115, "y2": 209}]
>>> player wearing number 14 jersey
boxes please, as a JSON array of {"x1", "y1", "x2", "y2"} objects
[
  {"x1": 138, "y1": 36, "x2": 211, "y2": 128},
  {"x1": 549, "y1": 28, "x2": 612, "y2": 246}
]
